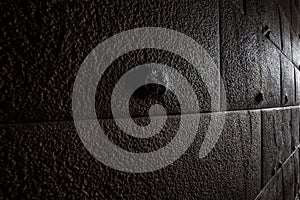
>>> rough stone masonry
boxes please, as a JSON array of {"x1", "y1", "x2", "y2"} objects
[{"x1": 1, "y1": 0, "x2": 300, "y2": 199}]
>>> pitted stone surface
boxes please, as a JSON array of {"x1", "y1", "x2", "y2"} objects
[
  {"x1": 291, "y1": 107, "x2": 300, "y2": 149},
  {"x1": 1, "y1": 0, "x2": 219, "y2": 124},
  {"x1": 296, "y1": 68, "x2": 300, "y2": 104},
  {"x1": 258, "y1": 36, "x2": 281, "y2": 109},
  {"x1": 220, "y1": 0, "x2": 261, "y2": 110},
  {"x1": 291, "y1": 0, "x2": 300, "y2": 35},
  {"x1": 282, "y1": 155, "x2": 295, "y2": 200},
  {"x1": 255, "y1": 169, "x2": 283, "y2": 200},
  {"x1": 280, "y1": 55, "x2": 295, "y2": 106},
  {"x1": 279, "y1": 6, "x2": 292, "y2": 60},
  {"x1": 258, "y1": 0, "x2": 282, "y2": 48},
  {"x1": 261, "y1": 108, "x2": 292, "y2": 186},
  {"x1": 279, "y1": 0, "x2": 291, "y2": 22},
  {"x1": 291, "y1": 29, "x2": 300, "y2": 68},
  {"x1": 2, "y1": 0, "x2": 300, "y2": 199},
  {"x1": 294, "y1": 149, "x2": 300, "y2": 193},
  {"x1": 1, "y1": 111, "x2": 261, "y2": 199}
]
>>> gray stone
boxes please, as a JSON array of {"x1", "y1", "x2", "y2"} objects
[
  {"x1": 1, "y1": 110, "x2": 261, "y2": 199},
  {"x1": 258, "y1": 36, "x2": 281, "y2": 109},
  {"x1": 291, "y1": 107, "x2": 300, "y2": 149},
  {"x1": 291, "y1": 29, "x2": 300, "y2": 68},
  {"x1": 294, "y1": 148, "x2": 300, "y2": 193},
  {"x1": 255, "y1": 169, "x2": 283, "y2": 200},
  {"x1": 261, "y1": 108, "x2": 292, "y2": 186},
  {"x1": 230, "y1": 0, "x2": 244, "y2": 13},
  {"x1": 279, "y1": 6, "x2": 292, "y2": 60},
  {"x1": 296, "y1": 68, "x2": 300, "y2": 104},
  {"x1": 281, "y1": 108, "x2": 292, "y2": 159},
  {"x1": 220, "y1": 0, "x2": 261, "y2": 110},
  {"x1": 258, "y1": 0, "x2": 281, "y2": 48},
  {"x1": 245, "y1": 0, "x2": 281, "y2": 48},
  {"x1": 279, "y1": 0, "x2": 291, "y2": 22},
  {"x1": 220, "y1": 1, "x2": 281, "y2": 110},
  {"x1": 291, "y1": 0, "x2": 300, "y2": 34},
  {"x1": 282, "y1": 155, "x2": 295, "y2": 200},
  {"x1": 1, "y1": 0, "x2": 220, "y2": 124},
  {"x1": 280, "y1": 55, "x2": 295, "y2": 106},
  {"x1": 180, "y1": 110, "x2": 261, "y2": 200}
]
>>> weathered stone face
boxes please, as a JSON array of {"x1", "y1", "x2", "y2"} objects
[{"x1": 1, "y1": 0, "x2": 300, "y2": 199}]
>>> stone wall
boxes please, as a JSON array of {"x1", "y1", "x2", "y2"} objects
[{"x1": 1, "y1": 0, "x2": 300, "y2": 199}]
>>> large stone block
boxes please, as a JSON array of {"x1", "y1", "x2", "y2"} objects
[
  {"x1": 1, "y1": 0, "x2": 220, "y2": 124},
  {"x1": 258, "y1": 36, "x2": 281, "y2": 109},
  {"x1": 220, "y1": 1, "x2": 281, "y2": 111},
  {"x1": 280, "y1": 55, "x2": 295, "y2": 106},
  {"x1": 261, "y1": 108, "x2": 292, "y2": 186},
  {"x1": 220, "y1": 0, "x2": 261, "y2": 110},
  {"x1": 1, "y1": 110, "x2": 261, "y2": 199}
]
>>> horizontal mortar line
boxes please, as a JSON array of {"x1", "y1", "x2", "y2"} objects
[{"x1": 1, "y1": 105, "x2": 300, "y2": 127}]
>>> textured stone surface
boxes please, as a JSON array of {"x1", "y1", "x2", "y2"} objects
[
  {"x1": 1, "y1": 0, "x2": 219, "y2": 124},
  {"x1": 294, "y1": 148, "x2": 300, "y2": 193},
  {"x1": 183, "y1": 110, "x2": 262, "y2": 200},
  {"x1": 282, "y1": 154, "x2": 295, "y2": 200},
  {"x1": 280, "y1": 55, "x2": 295, "y2": 106},
  {"x1": 220, "y1": 0, "x2": 282, "y2": 111},
  {"x1": 230, "y1": 0, "x2": 244, "y2": 13},
  {"x1": 261, "y1": 108, "x2": 292, "y2": 186},
  {"x1": 2, "y1": 0, "x2": 299, "y2": 199},
  {"x1": 291, "y1": 107, "x2": 300, "y2": 149},
  {"x1": 256, "y1": 147, "x2": 300, "y2": 200},
  {"x1": 220, "y1": 0, "x2": 261, "y2": 110},
  {"x1": 245, "y1": 0, "x2": 281, "y2": 48},
  {"x1": 255, "y1": 168, "x2": 283, "y2": 200},
  {"x1": 258, "y1": 0, "x2": 281, "y2": 48},
  {"x1": 291, "y1": 0, "x2": 300, "y2": 34},
  {"x1": 258, "y1": 36, "x2": 281, "y2": 109},
  {"x1": 279, "y1": 6, "x2": 292, "y2": 59},
  {"x1": 1, "y1": 110, "x2": 261, "y2": 199},
  {"x1": 279, "y1": 0, "x2": 291, "y2": 22},
  {"x1": 291, "y1": 29, "x2": 300, "y2": 68},
  {"x1": 296, "y1": 68, "x2": 300, "y2": 104}
]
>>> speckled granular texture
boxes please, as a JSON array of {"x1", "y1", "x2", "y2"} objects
[{"x1": 1, "y1": 0, "x2": 300, "y2": 199}]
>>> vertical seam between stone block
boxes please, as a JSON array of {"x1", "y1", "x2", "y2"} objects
[
  {"x1": 238, "y1": 116, "x2": 247, "y2": 200},
  {"x1": 295, "y1": 67, "x2": 297, "y2": 105},
  {"x1": 260, "y1": 109, "x2": 264, "y2": 190},
  {"x1": 280, "y1": 55, "x2": 283, "y2": 106}
]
